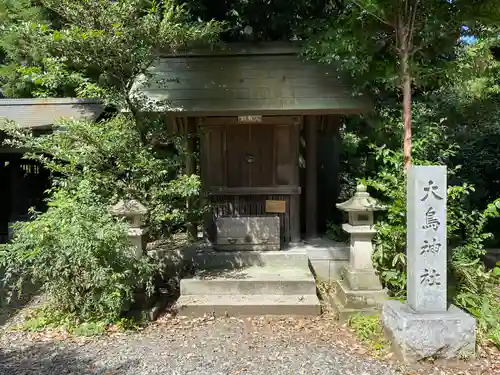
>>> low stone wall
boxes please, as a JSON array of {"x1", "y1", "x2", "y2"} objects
[
  {"x1": 298, "y1": 239, "x2": 349, "y2": 283},
  {"x1": 147, "y1": 240, "x2": 204, "y2": 278}
]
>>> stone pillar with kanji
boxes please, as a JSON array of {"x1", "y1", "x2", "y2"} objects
[{"x1": 382, "y1": 166, "x2": 476, "y2": 362}]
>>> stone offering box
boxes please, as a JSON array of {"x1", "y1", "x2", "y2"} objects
[{"x1": 215, "y1": 216, "x2": 280, "y2": 251}]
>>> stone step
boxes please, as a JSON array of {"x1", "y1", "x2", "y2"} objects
[
  {"x1": 175, "y1": 294, "x2": 321, "y2": 317},
  {"x1": 190, "y1": 249, "x2": 309, "y2": 270},
  {"x1": 181, "y1": 265, "x2": 316, "y2": 295}
]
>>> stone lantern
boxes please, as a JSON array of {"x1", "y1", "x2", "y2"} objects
[
  {"x1": 110, "y1": 199, "x2": 149, "y2": 258},
  {"x1": 337, "y1": 184, "x2": 385, "y2": 273},
  {"x1": 330, "y1": 184, "x2": 388, "y2": 320}
]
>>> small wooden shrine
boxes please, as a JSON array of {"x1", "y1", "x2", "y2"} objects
[{"x1": 133, "y1": 41, "x2": 371, "y2": 248}]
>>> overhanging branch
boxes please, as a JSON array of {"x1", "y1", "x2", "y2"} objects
[{"x1": 351, "y1": 0, "x2": 395, "y2": 28}]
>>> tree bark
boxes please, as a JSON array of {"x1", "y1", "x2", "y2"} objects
[{"x1": 401, "y1": 46, "x2": 412, "y2": 170}]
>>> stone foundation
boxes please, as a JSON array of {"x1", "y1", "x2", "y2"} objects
[
  {"x1": 382, "y1": 300, "x2": 476, "y2": 362},
  {"x1": 343, "y1": 266, "x2": 383, "y2": 291},
  {"x1": 328, "y1": 273, "x2": 387, "y2": 321},
  {"x1": 303, "y1": 239, "x2": 349, "y2": 282}
]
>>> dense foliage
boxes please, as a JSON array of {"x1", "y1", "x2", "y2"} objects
[
  {"x1": 360, "y1": 143, "x2": 500, "y2": 344},
  {"x1": 0, "y1": 181, "x2": 159, "y2": 323},
  {"x1": 0, "y1": 0, "x2": 222, "y2": 325},
  {"x1": 1, "y1": 115, "x2": 203, "y2": 236}
]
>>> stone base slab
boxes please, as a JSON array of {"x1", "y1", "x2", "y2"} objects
[
  {"x1": 344, "y1": 267, "x2": 383, "y2": 291},
  {"x1": 190, "y1": 249, "x2": 309, "y2": 270},
  {"x1": 335, "y1": 280, "x2": 387, "y2": 309},
  {"x1": 302, "y1": 239, "x2": 349, "y2": 282},
  {"x1": 382, "y1": 300, "x2": 476, "y2": 362},
  {"x1": 328, "y1": 292, "x2": 381, "y2": 322},
  {"x1": 309, "y1": 259, "x2": 348, "y2": 283},
  {"x1": 214, "y1": 243, "x2": 280, "y2": 251}
]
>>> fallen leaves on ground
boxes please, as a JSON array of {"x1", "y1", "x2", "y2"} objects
[
  {"x1": 231, "y1": 368, "x2": 248, "y2": 374},
  {"x1": 2, "y1": 307, "x2": 499, "y2": 375},
  {"x1": 153, "y1": 312, "x2": 500, "y2": 375}
]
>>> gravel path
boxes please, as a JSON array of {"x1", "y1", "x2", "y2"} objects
[
  {"x1": 1, "y1": 314, "x2": 497, "y2": 375},
  {"x1": 0, "y1": 314, "x2": 404, "y2": 375}
]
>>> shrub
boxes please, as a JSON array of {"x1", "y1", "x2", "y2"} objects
[
  {"x1": 0, "y1": 103, "x2": 201, "y2": 327},
  {"x1": 348, "y1": 314, "x2": 390, "y2": 355},
  {"x1": 1, "y1": 114, "x2": 204, "y2": 239},
  {"x1": 0, "y1": 181, "x2": 160, "y2": 324}
]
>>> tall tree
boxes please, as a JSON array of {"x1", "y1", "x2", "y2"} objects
[
  {"x1": 0, "y1": 0, "x2": 223, "y2": 103},
  {"x1": 304, "y1": 0, "x2": 500, "y2": 169}
]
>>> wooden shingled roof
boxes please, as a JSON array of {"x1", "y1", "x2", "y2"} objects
[
  {"x1": 0, "y1": 98, "x2": 104, "y2": 129},
  {"x1": 131, "y1": 42, "x2": 371, "y2": 115}
]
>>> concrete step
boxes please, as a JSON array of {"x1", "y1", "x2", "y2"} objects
[
  {"x1": 190, "y1": 249, "x2": 309, "y2": 270},
  {"x1": 180, "y1": 265, "x2": 316, "y2": 295},
  {"x1": 175, "y1": 294, "x2": 321, "y2": 317}
]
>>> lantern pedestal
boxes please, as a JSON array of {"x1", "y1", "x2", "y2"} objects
[
  {"x1": 329, "y1": 232, "x2": 387, "y2": 321},
  {"x1": 128, "y1": 227, "x2": 150, "y2": 258}
]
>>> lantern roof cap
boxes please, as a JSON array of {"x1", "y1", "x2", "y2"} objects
[
  {"x1": 336, "y1": 184, "x2": 386, "y2": 212},
  {"x1": 110, "y1": 199, "x2": 148, "y2": 216}
]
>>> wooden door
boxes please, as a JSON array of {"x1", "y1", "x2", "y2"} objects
[
  {"x1": 248, "y1": 123, "x2": 275, "y2": 186},
  {"x1": 226, "y1": 124, "x2": 250, "y2": 187},
  {"x1": 200, "y1": 117, "x2": 299, "y2": 191}
]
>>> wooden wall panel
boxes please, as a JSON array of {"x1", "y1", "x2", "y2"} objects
[
  {"x1": 305, "y1": 115, "x2": 318, "y2": 239},
  {"x1": 249, "y1": 123, "x2": 274, "y2": 186},
  {"x1": 317, "y1": 115, "x2": 342, "y2": 234},
  {"x1": 200, "y1": 117, "x2": 300, "y2": 190},
  {"x1": 200, "y1": 125, "x2": 225, "y2": 187},
  {"x1": 225, "y1": 124, "x2": 250, "y2": 187},
  {"x1": 274, "y1": 124, "x2": 296, "y2": 186}
]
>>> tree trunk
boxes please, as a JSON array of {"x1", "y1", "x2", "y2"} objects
[
  {"x1": 401, "y1": 49, "x2": 412, "y2": 170},
  {"x1": 185, "y1": 117, "x2": 198, "y2": 241}
]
